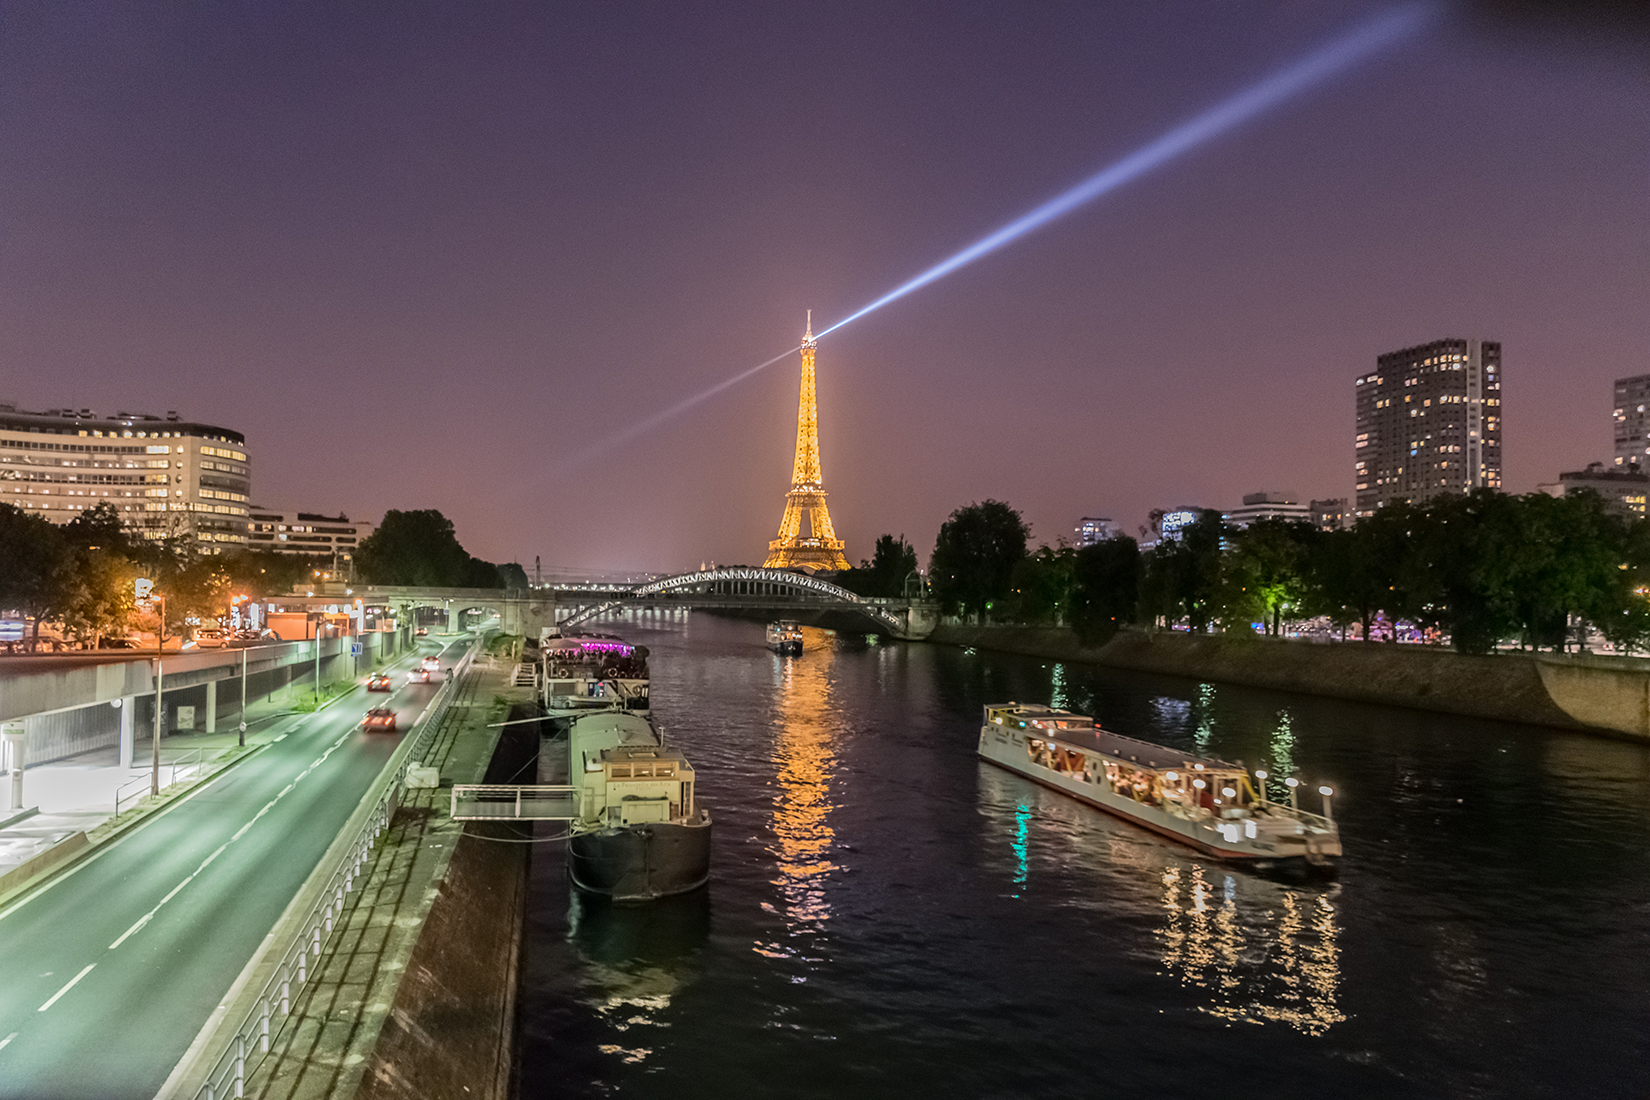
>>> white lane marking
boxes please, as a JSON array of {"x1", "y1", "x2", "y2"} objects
[
  {"x1": 108, "y1": 727, "x2": 357, "y2": 950},
  {"x1": 273, "y1": 733, "x2": 288, "y2": 742},
  {"x1": 109, "y1": 841, "x2": 228, "y2": 950},
  {"x1": 38, "y1": 964, "x2": 95, "y2": 1012},
  {"x1": 0, "y1": 1031, "x2": 16, "y2": 1050}
]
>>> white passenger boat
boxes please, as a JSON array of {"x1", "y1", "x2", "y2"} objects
[
  {"x1": 977, "y1": 702, "x2": 1341, "y2": 872},
  {"x1": 765, "y1": 620, "x2": 804, "y2": 656},
  {"x1": 541, "y1": 635, "x2": 651, "y2": 717},
  {"x1": 564, "y1": 708, "x2": 711, "y2": 900}
]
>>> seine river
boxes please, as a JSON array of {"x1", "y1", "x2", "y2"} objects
[{"x1": 516, "y1": 614, "x2": 1650, "y2": 1098}]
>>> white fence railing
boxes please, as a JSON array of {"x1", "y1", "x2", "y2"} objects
[
  {"x1": 450, "y1": 783, "x2": 578, "y2": 821},
  {"x1": 113, "y1": 748, "x2": 208, "y2": 817},
  {"x1": 187, "y1": 638, "x2": 480, "y2": 1100}
]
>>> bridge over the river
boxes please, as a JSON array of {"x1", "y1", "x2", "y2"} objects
[{"x1": 553, "y1": 567, "x2": 939, "y2": 640}]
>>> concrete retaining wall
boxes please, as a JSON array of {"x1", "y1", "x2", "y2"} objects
[
  {"x1": 925, "y1": 625, "x2": 1650, "y2": 740},
  {"x1": 355, "y1": 716, "x2": 537, "y2": 1100}
]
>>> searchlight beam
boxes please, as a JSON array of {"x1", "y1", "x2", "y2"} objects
[{"x1": 564, "y1": 3, "x2": 1437, "y2": 468}]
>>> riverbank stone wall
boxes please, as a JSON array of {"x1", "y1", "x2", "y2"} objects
[{"x1": 923, "y1": 625, "x2": 1650, "y2": 740}]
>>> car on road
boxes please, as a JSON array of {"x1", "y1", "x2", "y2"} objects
[
  {"x1": 408, "y1": 667, "x2": 430, "y2": 683},
  {"x1": 193, "y1": 627, "x2": 230, "y2": 649},
  {"x1": 362, "y1": 707, "x2": 397, "y2": 732},
  {"x1": 415, "y1": 627, "x2": 429, "y2": 637},
  {"x1": 367, "y1": 673, "x2": 393, "y2": 692},
  {"x1": 97, "y1": 637, "x2": 140, "y2": 649},
  {"x1": 421, "y1": 656, "x2": 441, "y2": 672}
]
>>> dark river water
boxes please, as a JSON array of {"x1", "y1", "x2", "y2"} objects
[{"x1": 515, "y1": 614, "x2": 1650, "y2": 1099}]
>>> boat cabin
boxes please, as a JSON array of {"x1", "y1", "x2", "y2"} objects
[{"x1": 982, "y1": 703, "x2": 1261, "y2": 822}]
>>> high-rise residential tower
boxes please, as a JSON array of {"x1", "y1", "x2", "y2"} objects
[
  {"x1": 1354, "y1": 338, "x2": 1501, "y2": 517},
  {"x1": 1612, "y1": 374, "x2": 1650, "y2": 468}
]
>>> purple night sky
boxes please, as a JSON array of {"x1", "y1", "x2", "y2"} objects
[{"x1": 1, "y1": 3, "x2": 1645, "y2": 572}]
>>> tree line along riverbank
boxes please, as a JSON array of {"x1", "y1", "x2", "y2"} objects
[{"x1": 923, "y1": 623, "x2": 1650, "y2": 742}]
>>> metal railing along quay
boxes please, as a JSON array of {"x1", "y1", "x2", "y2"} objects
[
  {"x1": 112, "y1": 748, "x2": 207, "y2": 817},
  {"x1": 187, "y1": 638, "x2": 482, "y2": 1100},
  {"x1": 450, "y1": 783, "x2": 578, "y2": 821}
]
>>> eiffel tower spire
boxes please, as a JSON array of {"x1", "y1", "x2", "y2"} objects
[{"x1": 764, "y1": 313, "x2": 850, "y2": 571}]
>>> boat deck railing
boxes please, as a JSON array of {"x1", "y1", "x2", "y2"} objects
[{"x1": 451, "y1": 784, "x2": 579, "y2": 821}]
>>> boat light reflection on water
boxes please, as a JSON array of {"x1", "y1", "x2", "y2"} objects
[
  {"x1": 980, "y1": 768, "x2": 1344, "y2": 1035},
  {"x1": 756, "y1": 630, "x2": 841, "y2": 959},
  {"x1": 1159, "y1": 862, "x2": 1345, "y2": 1036}
]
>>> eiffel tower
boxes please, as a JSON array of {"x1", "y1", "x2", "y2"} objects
[{"x1": 764, "y1": 312, "x2": 850, "y2": 572}]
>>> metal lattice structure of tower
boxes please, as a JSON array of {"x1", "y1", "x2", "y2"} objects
[{"x1": 764, "y1": 312, "x2": 850, "y2": 572}]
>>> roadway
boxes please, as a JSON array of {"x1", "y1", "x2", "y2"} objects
[{"x1": 0, "y1": 635, "x2": 472, "y2": 1100}]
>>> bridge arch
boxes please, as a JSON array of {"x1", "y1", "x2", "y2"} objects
[{"x1": 557, "y1": 567, "x2": 908, "y2": 634}]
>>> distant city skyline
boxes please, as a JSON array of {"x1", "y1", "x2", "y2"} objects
[{"x1": 1, "y1": 4, "x2": 1643, "y2": 570}]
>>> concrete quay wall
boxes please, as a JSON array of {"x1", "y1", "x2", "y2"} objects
[{"x1": 924, "y1": 625, "x2": 1650, "y2": 740}]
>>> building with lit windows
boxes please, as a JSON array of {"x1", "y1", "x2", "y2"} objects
[
  {"x1": 1354, "y1": 338, "x2": 1501, "y2": 517},
  {"x1": 1074, "y1": 517, "x2": 1121, "y2": 546},
  {"x1": 1612, "y1": 375, "x2": 1650, "y2": 468},
  {"x1": 1309, "y1": 498, "x2": 1349, "y2": 531},
  {"x1": 246, "y1": 508, "x2": 377, "y2": 571},
  {"x1": 1224, "y1": 492, "x2": 1310, "y2": 528},
  {"x1": 1538, "y1": 462, "x2": 1649, "y2": 517},
  {"x1": 0, "y1": 404, "x2": 249, "y2": 550}
]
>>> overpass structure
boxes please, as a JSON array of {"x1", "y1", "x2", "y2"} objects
[
  {"x1": 279, "y1": 584, "x2": 558, "y2": 638},
  {"x1": 553, "y1": 567, "x2": 940, "y2": 640}
]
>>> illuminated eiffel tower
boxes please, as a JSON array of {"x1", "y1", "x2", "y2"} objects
[{"x1": 764, "y1": 312, "x2": 850, "y2": 572}]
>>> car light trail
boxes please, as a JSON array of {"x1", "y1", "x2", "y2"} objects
[{"x1": 561, "y1": 3, "x2": 1437, "y2": 467}]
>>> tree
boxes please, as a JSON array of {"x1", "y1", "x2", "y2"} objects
[
  {"x1": 929, "y1": 500, "x2": 1030, "y2": 619},
  {"x1": 1007, "y1": 545, "x2": 1077, "y2": 625},
  {"x1": 1218, "y1": 519, "x2": 1315, "y2": 635},
  {"x1": 498, "y1": 562, "x2": 531, "y2": 590},
  {"x1": 63, "y1": 501, "x2": 136, "y2": 556},
  {"x1": 1139, "y1": 510, "x2": 1225, "y2": 632},
  {"x1": 0, "y1": 503, "x2": 71, "y2": 650},
  {"x1": 355, "y1": 509, "x2": 503, "y2": 588},
  {"x1": 1070, "y1": 536, "x2": 1140, "y2": 645},
  {"x1": 837, "y1": 535, "x2": 920, "y2": 598},
  {"x1": 58, "y1": 550, "x2": 138, "y2": 647}
]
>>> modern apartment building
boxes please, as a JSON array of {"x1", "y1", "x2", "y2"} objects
[
  {"x1": 0, "y1": 404, "x2": 249, "y2": 550},
  {"x1": 1612, "y1": 375, "x2": 1650, "y2": 468},
  {"x1": 1354, "y1": 338, "x2": 1502, "y2": 517},
  {"x1": 246, "y1": 508, "x2": 377, "y2": 571}
]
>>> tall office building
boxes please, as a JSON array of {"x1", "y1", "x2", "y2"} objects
[
  {"x1": 1354, "y1": 338, "x2": 1501, "y2": 517},
  {"x1": 1612, "y1": 375, "x2": 1650, "y2": 468},
  {"x1": 0, "y1": 404, "x2": 250, "y2": 550}
]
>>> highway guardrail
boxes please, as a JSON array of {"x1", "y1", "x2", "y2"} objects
[{"x1": 184, "y1": 637, "x2": 480, "y2": 1100}]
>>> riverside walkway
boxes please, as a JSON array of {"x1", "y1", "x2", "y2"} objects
[{"x1": 0, "y1": 637, "x2": 471, "y2": 1099}]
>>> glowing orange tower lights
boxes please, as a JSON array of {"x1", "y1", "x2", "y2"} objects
[{"x1": 764, "y1": 312, "x2": 850, "y2": 572}]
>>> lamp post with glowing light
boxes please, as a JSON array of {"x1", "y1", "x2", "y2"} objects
[
  {"x1": 1285, "y1": 776, "x2": 1300, "y2": 811},
  {"x1": 1319, "y1": 785, "x2": 1335, "y2": 821}
]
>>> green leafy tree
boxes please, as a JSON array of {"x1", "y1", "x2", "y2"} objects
[
  {"x1": 1142, "y1": 510, "x2": 1225, "y2": 632},
  {"x1": 58, "y1": 550, "x2": 139, "y2": 646},
  {"x1": 498, "y1": 562, "x2": 531, "y2": 590},
  {"x1": 355, "y1": 509, "x2": 503, "y2": 588},
  {"x1": 0, "y1": 503, "x2": 71, "y2": 650},
  {"x1": 1007, "y1": 545, "x2": 1077, "y2": 624},
  {"x1": 837, "y1": 535, "x2": 920, "y2": 598},
  {"x1": 1219, "y1": 519, "x2": 1315, "y2": 634},
  {"x1": 1070, "y1": 536, "x2": 1140, "y2": 645},
  {"x1": 929, "y1": 500, "x2": 1030, "y2": 619}
]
